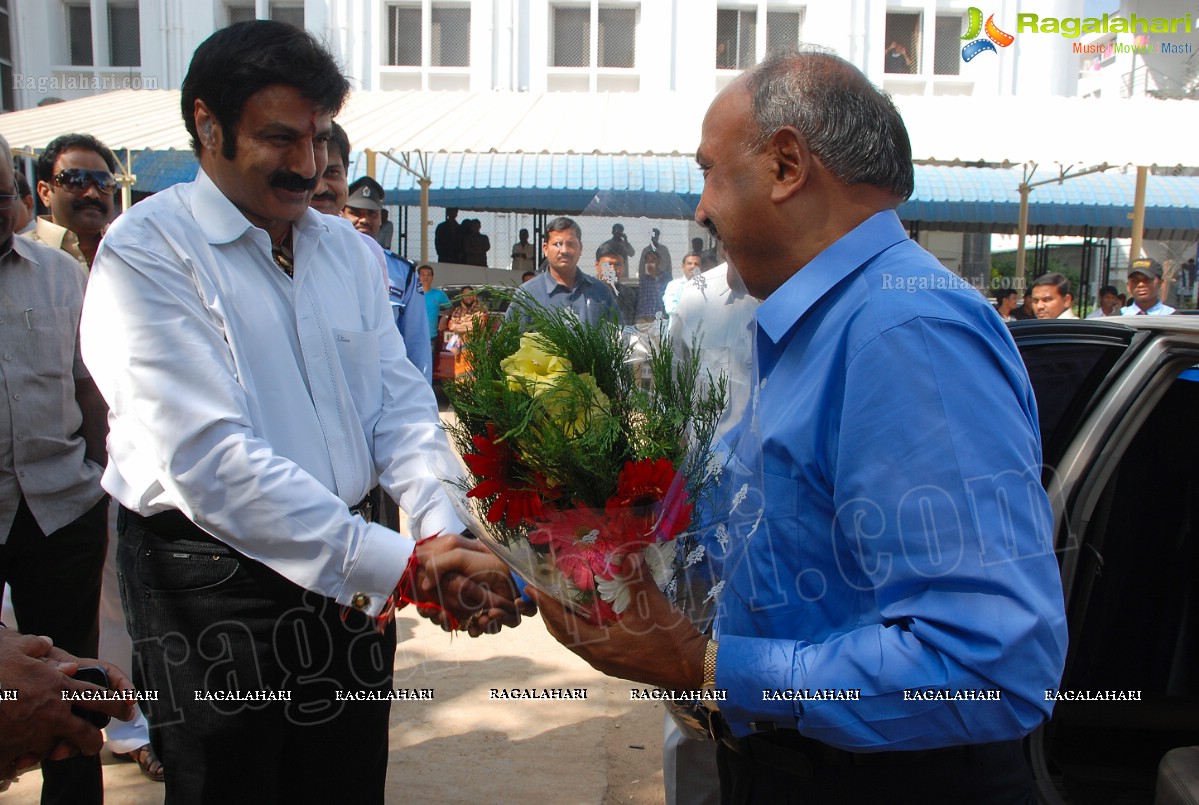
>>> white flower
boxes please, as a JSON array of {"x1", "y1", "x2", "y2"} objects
[
  {"x1": 703, "y1": 580, "x2": 725, "y2": 604},
  {"x1": 684, "y1": 545, "x2": 706, "y2": 568},
  {"x1": 579, "y1": 529, "x2": 600, "y2": 545},
  {"x1": 596, "y1": 574, "x2": 631, "y2": 614},
  {"x1": 644, "y1": 541, "x2": 677, "y2": 588}
]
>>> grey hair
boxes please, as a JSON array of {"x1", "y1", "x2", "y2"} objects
[
  {"x1": 0, "y1": 133, "x2": 12, "y2": 168},
  {"x1": 743, "y1": 48, "x2": 914, "y2": 200}
]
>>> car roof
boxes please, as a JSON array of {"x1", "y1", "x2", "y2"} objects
[{"x1": 1009, "y1": 315, "x2": 1199, "y2": 337}]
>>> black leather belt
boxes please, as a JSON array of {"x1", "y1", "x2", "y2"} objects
[
  {"x1": 122, "y1": 489, "x2": 378, "y2": 541},
  {"x1": 711, "y1": 712, "x2": 970, "y2": 777}
]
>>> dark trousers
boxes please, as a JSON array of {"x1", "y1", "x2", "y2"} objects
[
  {"x1": 116, "y1": 508, "x2": 397, "y2": 805},
  {"x1": 716, "y1": 732, "x2": 1035, "y2": 805},
  {"x1": 0, "y1": 495, "x2": 108, "y2": 805}
]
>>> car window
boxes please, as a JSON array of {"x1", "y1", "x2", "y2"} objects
[{"x1": 1019, "y1": 341, "x2": 1129, "y2": 473}]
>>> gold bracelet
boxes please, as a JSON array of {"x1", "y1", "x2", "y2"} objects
[{"x1": 702, "y1": 639, "x2": 718, "y2": 690}]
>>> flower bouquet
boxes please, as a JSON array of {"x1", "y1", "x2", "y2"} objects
[{"x1": 439, "y1": 298, "x2": 728, "y2": 625}]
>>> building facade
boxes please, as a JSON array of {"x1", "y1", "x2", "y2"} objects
[{"x1": 8, "y1": 0, "x2": 1085, "y2": 110}]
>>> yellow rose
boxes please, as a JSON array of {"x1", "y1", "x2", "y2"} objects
[
  {"x1": 501, "y1": 333, "x2": 573, "y2": 396},
  {"x1": 539, "y1": 372, "x2": 610, "y2": 439}
]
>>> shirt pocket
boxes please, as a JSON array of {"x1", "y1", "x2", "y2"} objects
[
  {"x1": 26, "y1": 305, "x2": 78, "y2": 379},
  {"x1": 331, "y1": 327, "x2": 383, "y2": 414}
]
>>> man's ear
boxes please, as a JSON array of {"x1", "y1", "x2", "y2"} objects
[
  {"x1": 768, "y1": 126, "x2": 809, "y2": 202},
  {"x1": 36, "y1": 179, "x2": 53, "y2": 208},
  {"x1": 193, "y1": 100, "x2": 218, "y2": 151}
]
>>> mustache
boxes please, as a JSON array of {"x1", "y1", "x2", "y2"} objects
[
  {"x1": 270, "y1": 170, "x2": 318, "y2": 192},
  {"x1": 72, "y1": 198, "x2": 108, "y2": 212},
  {"x1": 310, "y1": 190, "x2": 336, "y2": 202}
]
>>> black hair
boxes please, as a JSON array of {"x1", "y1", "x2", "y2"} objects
[
  {"x1": 37, "y1": 133, "x2": 118, "y2": 182},
  {"x1": 993, "y1": 288, "x2": 1017, "y2": 304},
  {"x1": 328, "y1": 120, "x2": 350, "y2": 168},
  {"x1": 1032, "y1": 271, "x2": 1071, "y2": 298},
  {"x1": 596, "y1": 243, "x2": 628, "y2": 262},
  {"x1": 1098, "y1": 284, "x2": 1119, "y2": 296},
  {"x1": 544, "y1": 216, "x2": 582, "y2": 243},
  {"x1": 15, "y1": 172, "x2": 30, "y2": 198},
  {"x1": 181, "y1": 20, "x2": 350, "y2": 159},
  {"x1": 744, "y1": 49, "x2": 914, "y2": 200}
]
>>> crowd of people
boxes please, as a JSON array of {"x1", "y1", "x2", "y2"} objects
[
  {"x1": 0, "y1": 16, "x2": 1188, "y2": 805},
  {"x1": 995, "y1": 258, "x2": 1177, "y2": 322}
]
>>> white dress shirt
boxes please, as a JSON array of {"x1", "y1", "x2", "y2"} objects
[
  {"x1": 80, "y1": 169, "x2": 463, "y2": 617},
  {"x1": 668, "y1": 263, "x2": 760, "y2": 439}
]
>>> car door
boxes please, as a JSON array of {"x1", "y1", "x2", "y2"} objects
[{"x1": 1013, "y1": 319, "x2": 1199, "y2": 804}]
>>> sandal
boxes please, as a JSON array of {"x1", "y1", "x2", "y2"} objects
[{"x1": 114, "y1": 743, "x2": 165, "y2": 783}]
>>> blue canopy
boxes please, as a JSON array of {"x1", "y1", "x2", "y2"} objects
[{"x1": 126, "y1": 150, "x2": 1199, "y2": 238}]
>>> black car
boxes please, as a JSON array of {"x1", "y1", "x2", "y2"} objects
[{"x1": 1012, "y1": 317, "x2": 1199, "y2": 803}]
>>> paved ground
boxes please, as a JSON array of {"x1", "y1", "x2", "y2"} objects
[{"x1": 3, "y1": 611, "x2": 670, "y2": 805}]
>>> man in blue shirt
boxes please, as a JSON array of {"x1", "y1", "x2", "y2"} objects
[
  {"x1": 506, "y1": 216, "x2": 620, "y2": 329},
  {"x1": 532, "y1": 50, "x2": 1067, "y2": 802},
  {"x1": 1121, "y1": 258, "x2": 1176, "y2": 315},
  {"x1": 344, "y1": 176, "x2": 432, "y2": 380}
]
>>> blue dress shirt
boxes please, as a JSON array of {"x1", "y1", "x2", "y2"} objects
[
  {"x1": 1120, "y1": 299, "x2": 1175, "y2": 315},
  {"x1": 712, "y1": 210, "x2": 1068, "y2": 751},
  {"x1": 384, "y1": 250, "x2": 432, "y2": 382}
]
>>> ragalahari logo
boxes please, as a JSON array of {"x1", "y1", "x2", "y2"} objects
[{"x1": 961, "y1": 7, "x2": 1015, "y2": 61}]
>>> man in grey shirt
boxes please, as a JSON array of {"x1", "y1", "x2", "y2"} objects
[
  {"x1": 0, "y1": 131, "x2": 110, "y2": 804},
  {"x1": 507, "y1": 216, "x2": 620, "y2": 328}
]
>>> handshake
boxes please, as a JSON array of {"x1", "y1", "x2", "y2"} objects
[
  {"x1": 402, "y1": 533, "x2": 535, "y2": 637},
  {"x1": 0, "y1": 629, "x2": 135, "y2": 785}
]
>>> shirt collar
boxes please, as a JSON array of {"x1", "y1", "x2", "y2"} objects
[
  {"x1": 756, "y1": 210, "x2": 909, "y2": 345},
  {"x1": 191, "y1": 168, "x2": 325, "y2": 246},
  {"x1": 540, "y1": 266, "x2": 598, "y2": 295},
  {"x1": 32, "y1": 216, "x2": 88, "y2": 266}
]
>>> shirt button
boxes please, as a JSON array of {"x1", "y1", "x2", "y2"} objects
[
  {"x1": 351, "y1": 593, "x2": 370, "y2": 610},
  {"x1": 11, "y1": 394, "x2": 18, "y2": 401},
  {"x1": 3, "y1": 354, "x2": 10, "y2": 361}
]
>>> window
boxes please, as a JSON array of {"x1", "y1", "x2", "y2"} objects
[
  {"x1": 551, "y1": 6, "x2": 590, "y2": 67},
  {"x1": 108, "y1": 1, "x2": 140, "y2": 67},
  {"x1": 716, "y1": 8, "x2": 756, "y2": 69},
  {"x1": 67, "y1": 3, "x2": 93, "y2": 66},
  {"x1": 226, "y1": 2, "x2": 303, "y2": 28},
  {"x1": 598, "y1": 6, "x2": 635, "y2": 68},
  {"x1": 765, "y1": 10, "x2": 802, "y2": 58},
  {"x1": 431, "y1": 5, "x2": 470, "y2": 67},
  {"x1": 550, "y1": 3, "x2": 637, "y2": 69},
  {"x1": 932, "y1": 14, "x2": 961, "y2": 76},
  {"x1": 270, "y1": 3, "x2": 303, "y2": 29},
  {"x1": 0, "y1": 0, "x2": 11, "y2": 110},
  {"x1": 883, "y1": 12, "x2": 919, "y2": 74},
  {"x1": 386, "y1": 3, "x2": 470, "y2": 68},
  {"x1": 388, "y1": 5, "x2": 422, "y2": 65},
  {"x1": 716, "y1": 6, "x2": 804, "y2": 69}
]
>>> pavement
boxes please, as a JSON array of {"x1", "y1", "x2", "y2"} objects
[{"x1": 2, "y1": 611, "x2": 670, "y2": 805}]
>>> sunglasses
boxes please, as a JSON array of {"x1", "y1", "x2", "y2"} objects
[{"x1": 51, "y1": 168, "x2": 118, "y2": 194}]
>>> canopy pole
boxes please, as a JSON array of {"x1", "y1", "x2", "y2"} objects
[
  {"x1": 119, "y1": 148, "x2": 135, "y2": 213},
  {"x1": 419, "y1": 176, "x2": 430, "y2": 265},
  {"x1": 1016, "y1": 182, "x2": 1031, "y2": 291},
  {"x1": 1129, "y1": 166, "x2": 1148, "y2": 264}
]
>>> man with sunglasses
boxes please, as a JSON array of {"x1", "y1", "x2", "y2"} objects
[{"x1": 25, "y1": 134, "x2": 118, "y2": 270}]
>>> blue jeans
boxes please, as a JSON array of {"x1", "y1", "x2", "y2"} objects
[{"x1": 117, "y1": 508, "x2": 397, "y2": 805}]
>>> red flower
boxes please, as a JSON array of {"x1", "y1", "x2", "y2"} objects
[
  {"x1": 607, "y1": 458, "x2": 692, "y2": 542},
  {"x1": 527, "y1": 506, "x2": 639, "y2": 591},
  {"x1": 463, "y1": 424, "x2": 546, "y2": 527}
]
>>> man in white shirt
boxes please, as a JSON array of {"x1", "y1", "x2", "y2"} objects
[
  {"x1": 79, "y1": 21, "x2": 522, "y2": 804},
  {"x1": 1031, "y1": 272, "x2": 1079, "y2": 319}
]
